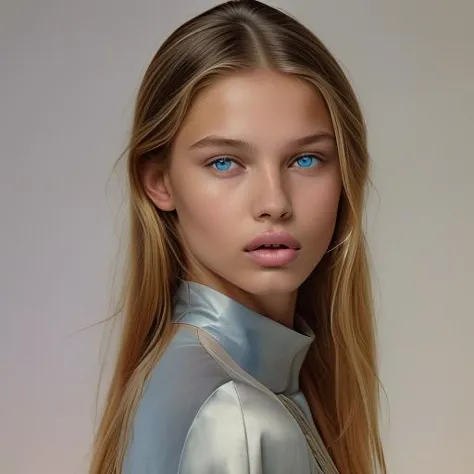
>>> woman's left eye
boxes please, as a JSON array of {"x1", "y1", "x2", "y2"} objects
[
  {"x1": 292, "y1": 154, "x2": 320, "y2": 169},
  {"x1": 207, "y1": 157, "x2": 238, "y2": 172}
]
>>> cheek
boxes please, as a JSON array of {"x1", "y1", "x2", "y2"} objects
[
  {"x1": 169, "y1": 164, "x2": 245, "y2": 240},
  {"x1": 297, "y1": 176, "x2": 341, "y2": 240},
  {"x1": 173, "y1": 186, "x2": 235, "y2": 245}
]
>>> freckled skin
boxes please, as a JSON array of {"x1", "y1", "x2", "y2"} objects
[{"x1": 143, "y1": 69, "x2": 342, "y2": 327}]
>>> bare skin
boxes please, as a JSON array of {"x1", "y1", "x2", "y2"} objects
[{"x1": 142, "y1": 69, "x2": 342, "y2": 328}]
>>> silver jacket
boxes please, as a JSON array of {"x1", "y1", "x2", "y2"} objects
[{"x1": 123, "y1": 281, "x2": 326, "y2": 473}]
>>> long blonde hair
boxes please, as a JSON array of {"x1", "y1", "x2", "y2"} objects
[{"x1": 89, "y1": 1, "x2": 386, "y2": 473}]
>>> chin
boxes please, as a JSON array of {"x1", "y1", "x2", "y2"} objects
[{"x1": 238, "y1": 270, "x2": 304, "y2": 296}]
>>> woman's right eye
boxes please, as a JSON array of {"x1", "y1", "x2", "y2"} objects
[{"x1": 207, "y1": 157, "x2": 238, "y2": 172}]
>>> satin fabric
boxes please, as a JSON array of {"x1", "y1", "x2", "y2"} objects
[{"x1": 123, "y1": 281, "x2": 323, "y2": 473}]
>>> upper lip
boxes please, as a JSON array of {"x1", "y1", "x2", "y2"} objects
[{"x1": 244, "y1": 231, "x2": 301, "y2": 252}]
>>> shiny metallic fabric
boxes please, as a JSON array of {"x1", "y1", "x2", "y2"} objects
[{"x1": 123, "y1": 281, "x2": 337, "y2": 473}]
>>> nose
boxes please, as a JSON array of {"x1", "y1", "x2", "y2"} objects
[{"x1": 251, "y1": 168, "x2": 292, "y2": 222}]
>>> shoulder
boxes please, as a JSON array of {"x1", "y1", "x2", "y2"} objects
[
  {"x1": 178, "y1": 380, "x2": 314, "y2": 474},
  {"x1": 123, "y1": 324, "x2": 231, "y2": 473},
  {"x1": 123, "y1": 325, "x2": 313, "y2": 473}
]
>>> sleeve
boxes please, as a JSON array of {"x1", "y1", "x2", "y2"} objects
[{"x1": 177, "y1": 381, "x2": 314, "y2": 474}]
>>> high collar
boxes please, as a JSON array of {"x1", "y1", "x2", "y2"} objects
[{"x1": 172, "y1": 280, "x2": 315, "y2": 395}]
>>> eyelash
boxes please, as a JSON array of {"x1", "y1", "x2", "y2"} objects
[{"x1": 206, "y1": 154, "x2": 324, "y2": 173}]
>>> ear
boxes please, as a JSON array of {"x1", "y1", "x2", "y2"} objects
[{"x1": 140, "y1": 158, "x2": 176, "y2": 211}]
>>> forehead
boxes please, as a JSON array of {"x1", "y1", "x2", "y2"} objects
[{"x1": 174, "y1": 69, "x2": 334, "y2": 148}]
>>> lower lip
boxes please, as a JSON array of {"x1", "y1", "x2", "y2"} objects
[{"x1": 245, "y1": 248, "x2": 299, "y2": 267}]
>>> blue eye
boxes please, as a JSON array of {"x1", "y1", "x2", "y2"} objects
[
  {"x1": 294, "y1": 155, "x2": 319, "y2": 168},
  {"x1": 209, "y1": 157, "x2": 236, "y2": 172}
]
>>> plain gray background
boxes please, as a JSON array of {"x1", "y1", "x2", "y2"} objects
[{"x1": 1, "y1": 0, "x2": 473, "y2": 473}]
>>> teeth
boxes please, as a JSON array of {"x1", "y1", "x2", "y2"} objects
[{"x1": 262, "y1": 244, "x2": 285, "y2": 248}]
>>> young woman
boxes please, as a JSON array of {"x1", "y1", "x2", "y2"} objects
[{"x1": 89, "y1": 1, "x2": 386, "y2": 473}]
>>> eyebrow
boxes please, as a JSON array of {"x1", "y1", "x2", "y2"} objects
[{"x1": 188, "y1": 132, "x2": 336, "y2": 151}]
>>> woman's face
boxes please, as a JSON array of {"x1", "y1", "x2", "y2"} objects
[{"x1": 144, "y1": 69, "x2": 342, "y2": 325}]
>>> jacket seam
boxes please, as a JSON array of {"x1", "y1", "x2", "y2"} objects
[
  {"x1": 172, "y1": 322, "x2": 250, "y2": 384},
  {"x1": 230, "y1": 381, "x2": 251, "y2": 474},
  {"x1": 173, "y1": 323, "x2": 244, "y2": 473}
]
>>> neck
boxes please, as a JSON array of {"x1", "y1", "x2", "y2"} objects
[
  {"x1": 186, "y1": 271, "x2": 297, "y2": 328},
  {"x1": 234, "y1": 289, "x2": 297, "y2": 329}
]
